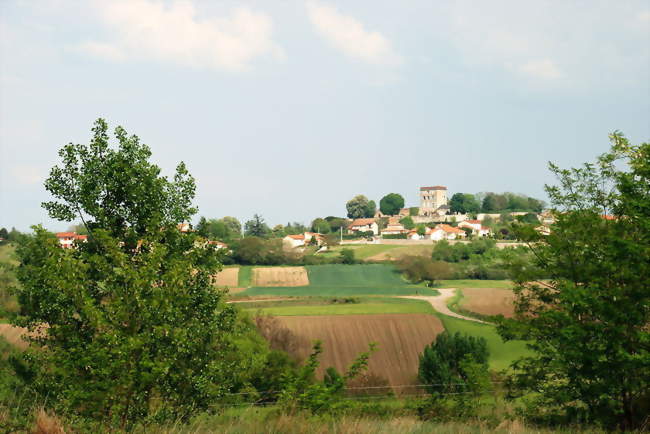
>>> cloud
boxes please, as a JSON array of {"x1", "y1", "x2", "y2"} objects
[
  {"x1": 10, "y1": 165, "x2": 45, "y2": 186},
  {"x1": 516, "y1": 59, "x2": 563, "y2": 80},
  {"x1": 78, "y1": 0, "x2": 283, "y2": 71},
  {"x1": 307, "y1": 2, "x2": 401, "y2": 66}
]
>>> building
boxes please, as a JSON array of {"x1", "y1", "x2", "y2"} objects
[
  {"x1": 282, "y1": 232, "x2": 325, "y2": 249},
  {"x1": 380, "y1": 217, "x2": 408, "y2": 237},
  {"x1": 419, "y1": 186, "x2": 448, "y2": 217},
  {"x1": 55, "y1": 232, "x2": 87, "y2": 249},
  {"x1": 429, "y1": 224, "x2": 467, "y2": 241},
  {"x1": 458, "y1": 220, "x2": 491, "y2": 237},
  {"x1": 348, "y1": 218, "x2": 379, "y2": 235}
]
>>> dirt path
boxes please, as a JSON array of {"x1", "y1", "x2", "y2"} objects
[{"x1": 400, "y1": 288, "x2": 489, "y2": 324}]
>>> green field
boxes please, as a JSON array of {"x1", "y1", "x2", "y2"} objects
[
  {"x1": 240, "y1": 264, "x2": 438, "y2": 297},
  {"x1": 237, "y1": 265, "x2": 253, "y2": 287},
  {"x1": 437, "y1": 279, "x2": 513, "y2": 289},
  {"x1": 319, "y1": 244, "x2": 402, "y2": 260},
  {"x1": 438, "y1": 315, "x2": 530, "y2": 371},
  {"x1": 241, "y1": 296, "x2": 435, "y2": 316}
]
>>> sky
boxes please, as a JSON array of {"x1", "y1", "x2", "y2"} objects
[{"x1": 1, "y1": 0, "x2": 648, "y2": 232}]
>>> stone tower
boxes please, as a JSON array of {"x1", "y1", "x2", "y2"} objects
[{"x1": 419, "y1": 186, "x2": 448, "y2": 216}]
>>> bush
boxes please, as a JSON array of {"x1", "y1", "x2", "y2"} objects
[
  {"x1": 339, "y1": 249, "x2": 356, "y2": 264},
  {"x1": 396, "y1": 256, "x2": 452, "y2": 285},
  {"x1": 382, "y1": 233, "x2": 407, "y2": 239}
]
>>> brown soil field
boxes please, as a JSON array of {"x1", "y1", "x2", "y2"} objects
[
  {"x1": 366, "y1": 245, "x2": 434, "y2": 262},
  {"x1": 460, "y1": 288, "x2": 516, "y2": 318},
  {"x1": 214, "y1": 267, "x2": 239, "y2": 287},
  {"x1": 0, "y1": 323, "x2": 28, "y2": 349},
  {"x1": 252, "y1": 267, "x2": 309, "y2": 287},
  {"x1": 277, "y1": 314, "x2": 444, "y2": 389}
]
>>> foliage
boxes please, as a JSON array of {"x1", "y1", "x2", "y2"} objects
[
  {"x1": 231, "y1": 237, "x2": 295, "y2": 265},
  {"x1": 481, "y1": 193, "x2": 544, "y2": 213},
  {"x1": 339, "y1": 248, "x2": 356, "y2": 264},
  {"x1": 13, "y1": 119, "x2": 238, "y2": 428},
  {"x1": 346, "y1": 195, "x2": 370, "y2": 219},
  {"x1": 498, "y1": 132, "x2": 650, "y2": 429},
  {"x1": 324, "y1": 216, "x2": 347, "y2": 233},
  {"x1": 409, "y1": 207, "x2": 419, "y2": 216},
  {"x1": 310, "y1": 218, "x2": 331, "y2": 234},
  {"x1": 399, "y1": 216, "x2": 414, "y2": 230},
  {"x1": 418, "y1": 332, "x2": 489, "y2": 396},
  {"x1": 379, "y1": 193, "x2": 405, "y2": 216},
  {"x1": 278, "y1": 341, "x2": 377, "y2": 414},
  {"x1": 244, "y1": 214, "x2": 270, "y2": 238},
  {"x1": 381, "y1": 233, "x2": 407, "y2": 239},
  {"x1": 396, "y1": 256, "x2": 452, "y2": 286},
  {"x1": 449, "y1": 193, "x2": 480, "y2": 214},
  {"x1": 196, "y1": 216, "x2": 241, "y2": 241},
  {"x1": 365, "y1": 200, "x2": 377, "y2": 218}
]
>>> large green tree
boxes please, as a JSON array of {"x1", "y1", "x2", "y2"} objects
[
  {"x1": 499, "y1": 132, "x2": 650, "y2": 429},
  {"x1": 449, "y1": 193, "x2": 480, "y2": 214},
  {"x1": 346, "y1": 195, "x2": 369, "y2": 219},
  {"x1": 379, "y1": 193, "x2": 404, "y2": 216},
  {"x1": 244, "y1": 214, "x2": 270, "y2": 238},
  {"x1": 13, "y1": 119, "x2": 239, "y2": 427}
]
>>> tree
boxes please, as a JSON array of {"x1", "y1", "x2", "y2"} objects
[
  {"x1": 0, "y1": 228, "x2": 8, "y2": 240},
  {"x1": 221, "y1": 216, "x2": 242, "y2": 238},
  {"x1": 449, "y1": 193, "x2": 480, "y2": 214},
  {"x1": 339, "y1": 248, "x2": 356, "y2": 264},
  {"x1": 498, "y1": 132, "x2": 650, "y2": 429},
  {"x1": 324, "y1": 216, "x2": 346, "y2": 233},
  {"x1": 14, "y1": 119, "x2": 238, "y2": 427},
  {"x1": 346, "y1": 195, "x2": 369, "y2": 219},
  {"x1": 418, "y1": 332, "x2": 489, "y2": 395},
  {"x1": 399, "y1": 216, "x2": 415, "y2": 230},
  {"x1": 244, "y1": 214, "x2": 270, "y2": 238},
  {"x1": 379, "y1": 193, "x2": 404, "y2": 216},
  {"x1": 364, "y1": 200, "x2": 377, "y2": 218},
  {"x1": 311, "y1": 218, "x2": 331, "y2": 234},
  {"x1": 409, "y1": 207, "x2": 419, "y2": 216}
]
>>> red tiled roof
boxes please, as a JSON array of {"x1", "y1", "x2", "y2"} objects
[
  {"x1": 601, "y1": 214, "x2": 617, "y2": 220},
  {"x1": 286, "y1": 234, "x2": 305, "y2": 240},
  {"x1": 464, "y1": 220, "x2": 481, "y2": 224},
  {"x1": 55, "y1": 232, "x2": 76, "y2": 238},
  {"x1": 75, "y1": 234, "x2": 88, "y2": 240},
  {"x1": 436, "y1": 224, "x2": 465, "y2": 234},
  {"x1": 349, "y1": 218, "x2": 376, "y2": 226},
  {"x1": 420, "y1": 186, "x2": 447, "y2": 191}
]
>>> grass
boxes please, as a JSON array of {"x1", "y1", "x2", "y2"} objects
[
  {"x1": 319, "y1": 244, "x2": 402, "y2": 260},
  {"x1": 437, "y1": 279, "x2": 513, "y2": 289},
  {"x1": 437, "y1": 315, "x2": 530, "y2": 371},
  {"x1": 240, "y1": 264, "x2": 439, "y2": 297},
  {"x1": 237, "y1": 266, "x2": 253, "y2": 287},
  {"x1": 0, "y1": 244, "x2": 17, "y2": 266},
  {"x1": 241, "y1": 297, "x2": 435, "y2": 316}
]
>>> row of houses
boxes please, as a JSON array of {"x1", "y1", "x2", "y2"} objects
[{"x1": 346, "y1": 217, "x2": 491, "y2": 240}]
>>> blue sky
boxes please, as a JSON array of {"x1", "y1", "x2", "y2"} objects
[{"x1": 1, "y1": 0, "x2": 648, "y2": 231}]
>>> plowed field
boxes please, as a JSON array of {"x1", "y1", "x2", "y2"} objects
[
  {"x1": 277, "y1": 314, "x2": 444, "y2": 389},
  {"x1": 460, "y1": 288, "x2": 516, "y2": 318},
  {"x1": 214, "y1": 267, "x2": 239, "y2": 287},
  {"x1": 252, "y1": 267, "x2": 309, "y2": 287}
]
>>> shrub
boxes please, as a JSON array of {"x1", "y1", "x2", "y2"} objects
[
  {"x1": 339, "y1": 249, "x2": 356, "y2": 264},
  {"x1": 396, "y1": 256, "x2": 452, "y2": 285},
  {"x1": 382, "y1": 233, "x2": 407, "y2": 239}
]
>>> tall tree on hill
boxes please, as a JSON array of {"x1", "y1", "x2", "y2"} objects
[
  {"x1": 449, "y1": 193, "x2": 480, "y2": 214},
  {"x1": 244, "y1": 214, "x2": 270, "y2": 238},
  {"x1": 499, "y1": 132, "x2": 650, "y2": 429},
  {"x1": 346, "y1": 195, "x2": 369, "y2": 219},
  {"x1": 379, "y1": 193, "x2": 405, "y2": 216},
  {"x1": 364, "y1": 200, "x2": 377, "y2": 218},
  {"x1": 13, "y1": 119, "x2": 239, "y2": 427}
]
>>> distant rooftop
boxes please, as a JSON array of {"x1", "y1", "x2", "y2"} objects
[{"x1": 420, "y1": 186, "x2": 447, "y2": 191}]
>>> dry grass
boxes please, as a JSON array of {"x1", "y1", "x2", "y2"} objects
[
  {"x1": 252, "y1": 267, "x2": 309, "y2": 287},
  {"x1": 460, "y1": 288, "x2": 516, "y2": 318},
  {"x1": 213, "y1": 267, "x2": 240, "y2": 287},
  {"x1": 365, "y1": 245, "x2": 434, "y2": 262},
  {"x1": 33, "y1": 408, "x2": 67, "y2": 434},
  {"x1": 0, "y1": 323, "x2": 27, "y2": 349},
  {"x1": 277, "y1": 314, "x2": 444, "y2": 388}
]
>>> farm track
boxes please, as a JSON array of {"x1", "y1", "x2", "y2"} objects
[{"x1": 400, "y1": 289, "x2": 489, "y2": 324}]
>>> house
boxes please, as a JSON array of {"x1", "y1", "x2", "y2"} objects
[
  {"x1": 458, "y1": 220, "x2": 491, "y2": 237},
  {"x1": 381, "y1": 217, "x2": 408, "y2": 237},
  {"x1": 178, "y1": 222, "x2": 191, "y2": 232},
  {"x1": 207, "y1": 240, "x2": 228, "y2": 250},
  {"x1": 55, "y1": 232, "x2": 87, "y2": 249},
  {"x1": 282, "y1": 232, "x2": 325, "y2": 249},
  {"x1": 419, "y1": 186, "x2": 449, "y2": 217},
  {"x1": 348, "y1": 218, "x2": 379, "y2": 235},
  {"x1": 429, "y1": 224, "x2": 467, "y2": 241}
]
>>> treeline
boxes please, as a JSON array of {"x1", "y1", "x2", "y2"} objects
[{"x1": 449, "y1": 192, "x2": 545, "y2": 214}]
